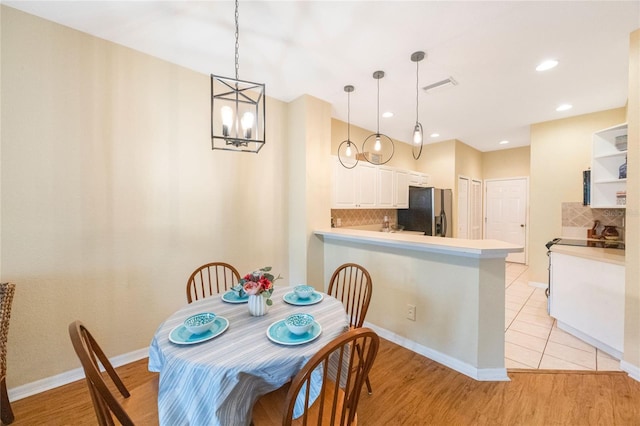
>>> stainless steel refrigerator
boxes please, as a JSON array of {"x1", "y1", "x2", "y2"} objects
[{"x1": 397, "y1": 187, "x2": 453, "y2": 237}]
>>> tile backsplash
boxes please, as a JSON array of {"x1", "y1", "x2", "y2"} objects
[
  {"x1": 331, "y1": 209, "x2": 398, "y2": 228},
  {"x1": 561, "y1": 202, "x2": 625, "y2": 239}
]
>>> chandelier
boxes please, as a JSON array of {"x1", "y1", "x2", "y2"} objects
[{"x1": 211, "y1": 0, "x2": 265, "y2": 153}]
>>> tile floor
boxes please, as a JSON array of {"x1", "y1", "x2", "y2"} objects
[{"x1": 504, "y1": 262, "x2": 622, "y2": 371}]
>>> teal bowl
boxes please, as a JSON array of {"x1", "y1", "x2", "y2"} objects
[
  {"x1": 184, "y1": 312, "x2": 216, "y2": 335},
  {"x1": 285, "y1": 313, "x2": 314, "y2": 335}
]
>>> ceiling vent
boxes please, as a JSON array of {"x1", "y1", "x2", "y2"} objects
[{"x1": 422, "y1": 77, "x2": 458, "y2": 93}]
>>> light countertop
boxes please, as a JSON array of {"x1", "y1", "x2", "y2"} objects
[
  {"x1": 550, "y1": 244, "x2": 625, "y2": 266},
  {"x1": 315, "y1": 228, "x2": 522, "y2": 259}
]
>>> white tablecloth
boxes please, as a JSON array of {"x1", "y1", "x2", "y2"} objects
[{"x1": 148, "y1": 286, "x2": 349, "y2": 426}]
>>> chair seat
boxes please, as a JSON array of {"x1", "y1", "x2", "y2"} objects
[
  {"x1": 252, "y1": 382, "x2": 357, "y2": 426},
  {"x1": 118, "y1": 376, "x2": 160, "y2": 425},
  {"x1": 69, "y1": 320, "x2": 160, "y2": 426}
]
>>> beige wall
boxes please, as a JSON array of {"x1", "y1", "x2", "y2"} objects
[
  {"x1": 0, "y1": 7, "x2": 299, "y2": 387},
  {"x1": 529, "y1": 108, "x2": 627, "y2": 284},
  {"x1": 455, "y1": 140, "x2": 483, "y2": 181},
  {"x1": 624, "y1": 29, "x2": 640, "y2": 373},
  {"x1": 482, "y1": 146, "x2": 531, "y2": 180},
  {"x1": 287, "y1": 95, "x2": 332, "y2": 288},
  {"x1": 418, "y1": 140, "x2": 457, "y2": 189},
  {"x1": 321, "y1": 237, "x2": 506, "y2": 373}
]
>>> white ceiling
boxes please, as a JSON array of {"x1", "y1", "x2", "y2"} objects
[{"x1": 6, "y1": 1, "x2": 640, "y2": 152}]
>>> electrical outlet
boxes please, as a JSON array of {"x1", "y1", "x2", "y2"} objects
[{"x1": 406, "y1": 304, "x2": 416, "y2": 321}]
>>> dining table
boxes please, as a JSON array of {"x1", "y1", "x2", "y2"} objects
[{"x1": 148, "y1": 286, "x2": 350, "y2": 426}]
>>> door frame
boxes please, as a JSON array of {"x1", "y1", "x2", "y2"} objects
[
  {"x1": 470, "y1": 178, "x2": 483, "y2": 240},
  {"x1": 483, "y1": 177, "x2": 530, "y2": 264},
  {"x1": 457, "y1": 175, "x2": 470, "y2": 239}
]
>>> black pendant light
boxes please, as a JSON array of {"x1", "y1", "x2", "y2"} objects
[
  {"x1": 338, "y1": 85, "x2": 359, "y2": 169},
  {"x1": 211, "y1": 0, "x2": 266, "y2": 153},
  {"x1": 411, "y1": 51, "x2": 425, "y2": 160},
  {"x1": 362, "y1": 71, "x2": 394, "y2": 165}
]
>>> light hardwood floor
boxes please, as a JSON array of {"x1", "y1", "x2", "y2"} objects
[{"x1": 7, "y1": 338, "x2": 640, "y2": 425}]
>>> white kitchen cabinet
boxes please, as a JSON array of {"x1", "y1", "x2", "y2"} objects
[
  {"x1": 409, "y1": 171, "x2": 430, "y2": 187},
  {"x1": 377, "y1": 166, "x2": 395, "y2": 207},
  {"x1": 332, "y1": 157, "x2": 356, "y2": 208},
  {"x1": 394, "y1": 169, "x2": 409, "y2": 208},
  {"x1": 331, "y1": 157, "x2": 377, "y2": 208},
  {"x1": 591, "y1": 123, "x2": 627, "y2": 208},
  {"x1": 332, "y1": 157, "x2": 414, "y2": 209},
  {"x1": 357, "y1": 162, "x2": 377, "y2": 207},
  {"x1": 549, "y1": 249, "x2": 624, "y2": 359},
  {"x1": 377, "y1": 167, "x2": 409, "y2": 208}
]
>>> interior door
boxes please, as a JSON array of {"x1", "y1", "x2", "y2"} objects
[
  {"x1": 470, "y1": 179, "x2": 483, "y2": 239},
  {"x1": 457, "y1": 176, "x2": 469, "y2": 239},
  {"x1": 485, "y1": 178, "x2": 528, "y2": 263}
]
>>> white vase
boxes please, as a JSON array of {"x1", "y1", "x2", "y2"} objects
[{"x1": 248, "y1": 294, "x2": 269, "y2": 317}]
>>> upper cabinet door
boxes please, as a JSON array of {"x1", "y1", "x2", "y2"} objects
[
  {"x1": 332, "y1": 158, "x2": 357, "y2": 208},
  {"x1": 377, "y1": 166, "x2": 395, "y2": 208},
  {"x1": 394, "y1": 170, "x2": 409, "y2": 208},
  {"x1": 357, "y1": 162, "x2": 377, "y2": 208},
  {"x1": 409, "y1": 171, "x2": 430, "y2": 187}
]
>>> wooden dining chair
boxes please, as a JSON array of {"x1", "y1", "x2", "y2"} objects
[
  {"x1": 252, "y1": 327, "x2": 380, "y2": 426},
  {"x1": 186, "y1": 262, "x2": 241, "y2": 304},
  {"x1": 68, "y1": 320, "x2": 159, "y2": 426},
  {"x1": 1, "y1": 283, "x2": 16, "y2": 425},
  {"x1": 328, "y1": 263, "x2": 374, "y2": 394}
]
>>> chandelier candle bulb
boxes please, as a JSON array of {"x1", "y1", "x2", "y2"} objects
[
  {"x1": 241, "y1": 112, "x2": 254, "y2": 139},
  {"x1": 221, "y1": 106, "x2": 233, "y2": 137}
]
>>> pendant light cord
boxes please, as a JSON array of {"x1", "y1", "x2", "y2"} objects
[
  {"x1": 234, "y1": 0, "x2": 240, "y2": 81},
  {"x1": 347, "y1": 90, "x2": 351, "y2": 142},
  {"x1": 376, "y1": 77, "x2": 380, "y2": 134},
  {"x1": 415, "y1": 59, "x2": 419, "y2": 122}
]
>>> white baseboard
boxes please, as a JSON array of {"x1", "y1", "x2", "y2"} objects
[
  {"x1": 620, "y1": 360, "x2": 640, "y2": 382},
  {"x1": 363, "y1": 322, "x2": 509, "y2": 382},
  {"x1": 8, "y1": 347, "x2": 149, "y2": 401},
  {"x1": 528, "y1": 280, "x2": 548, "y2": 289},
  {"x1": 556, "y1": 321, "x2": 623, "y2": 360}
]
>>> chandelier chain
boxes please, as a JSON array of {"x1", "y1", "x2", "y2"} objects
[{"x1": 234, "y1": 0, "x2": 240, "y2": 81}]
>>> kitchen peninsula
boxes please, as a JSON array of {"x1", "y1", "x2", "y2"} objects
[{"x1": 315, "y1": 228, "x2": 522, "y2": 381}]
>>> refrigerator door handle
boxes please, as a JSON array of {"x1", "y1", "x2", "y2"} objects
[{"x1": 441, "y1": 211, "x2": 447, "y2": 237}]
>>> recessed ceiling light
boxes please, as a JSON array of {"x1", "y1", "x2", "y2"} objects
[
  {"x1": 536, "y1": 59, "x2": 559, "y2": 71},
  {"x1": 382, "y1": 111, "x2": 394, "y2": 118},
  {"x1": 430, "y1": 133, "x2": 440, "y2": 138},
  {"x1": 556, "y1": 104, "x2": 573, "y2": 112},
  {"x1": 499, "y1": 140, "x2": 509, "y2": 145}
]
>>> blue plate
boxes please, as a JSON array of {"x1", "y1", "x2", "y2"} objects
[
  {"x1": 169, "y1": 316, "x2": 229, "y2": 345},
  {"x1": 266, "y1": 319, "x2": 322, "y2": 346},
  {"x1": 282, "y1": 291, "x2": 323, "y2": 306},
  {"x1": 222, "y1": 290, "x2": 249, "y2": 304}
]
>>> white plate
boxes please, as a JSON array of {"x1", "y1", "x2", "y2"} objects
[
  {"x1": 221, "y1": 290, "x2": 249, "y2": 304},
  {"x1": 266, "y1": 319, "x2": 322, "y2": 346},
  {"x1": 169, "y1": 316, "x2": 229, "y2": 345},
  {"x1": 282, "y1": 291, "x2": 324, "y2": 306}
]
